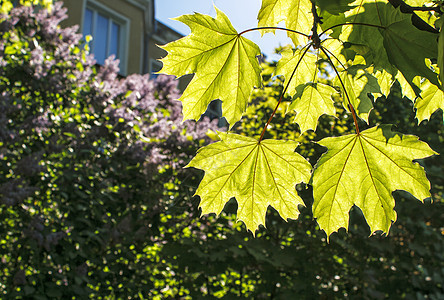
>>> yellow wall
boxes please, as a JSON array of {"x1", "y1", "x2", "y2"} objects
[{"x1": 60, "y1": 0, "x2": 83, "y2": 29}]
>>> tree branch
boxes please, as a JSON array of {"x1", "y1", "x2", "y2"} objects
[
  {"x1": 410, "y1": 6, "x2": 442, "y2": 13},
  {"x1": 310, "y1": 1, "x2": 322, "y2": 49}
]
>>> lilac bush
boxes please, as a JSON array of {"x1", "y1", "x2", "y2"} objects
[{"x1": 0, "y1": 2, "x2": 216, "y2": 297}]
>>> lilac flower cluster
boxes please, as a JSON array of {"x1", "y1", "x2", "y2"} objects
[
  {"x1": 0, "y1": 1, "x2": 216, "y2": 206},
  {"x1": 98, "y1": 56, "x2": 218, "y2": 168}
]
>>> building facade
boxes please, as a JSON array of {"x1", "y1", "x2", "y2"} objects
[
  {"x1": 61, "y1": 0, "x2": 223, "y2": 123},
  {"x1": 61, "y1": 0, "x2": 182, "y2": 78}
]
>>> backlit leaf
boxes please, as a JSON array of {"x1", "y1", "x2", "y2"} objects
[
  {"x1": 312, "y1": 125, "x2": 436, "y2": 238},
  {"x1": 321, "y1": 38, "x2": 348, "y2": 65},
  {"x1": 187, "y1": 133, "x2": 312, "y2": 234},
  {"x1": 289, "y1": 83, "x2": 337, "y2": 132},
  {"x1": 416, "y1": 80, "x2": 444, "y2": 122},
  {"x1": 404, "y1": 0, "x2": 431, "y2": 5},
  {"x1": 257, "y1": 0, "x2": 312, "y2": 45},
  {"x1": 275, "y1": 47, "x2": 318, "y2": 95},
  {"x1": 396, "y1": 72, "x2": 420, "y2": 100},
  {"x1": 373, "y1": 69, "x2": 394, "y2": 96},
  {"x1": 335, "y1": 67, "x2": 380, "y2": 122},
  {"x1": 329, "y1": 1, "x2": 440, "y2": 93},
  {"x1": 159, "y1": 7, "x2": 261, "y2": 126}
]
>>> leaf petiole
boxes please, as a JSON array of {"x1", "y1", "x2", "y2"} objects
[
  {"x1": 319, "y1": 22, "x2": 386, "y2": 38},
  {"x1": 239, "y1": 27, "x2": 310, "y2": 38},
  {"x1": 259, "y1": 44, "x2": 312, "y2": 142},
  {"x1": 319, "y1": 46, "x2": 360, "y2": 135}
]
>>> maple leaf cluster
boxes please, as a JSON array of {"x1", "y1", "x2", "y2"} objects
[{"x1": 160, "y1": 0, "x2": 442, "y2": 238}]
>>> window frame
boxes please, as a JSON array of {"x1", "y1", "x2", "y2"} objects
[
  {"x1": 149, "y1": 58, "x2": 163, "y2": 78},
  {"x1": 81, "y1": 0, "x2": 130, "y2": 75}
]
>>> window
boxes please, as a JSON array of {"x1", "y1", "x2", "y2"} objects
[
  {"x1": 82, "y1": 2, "x2": 128, "y2": 74},
  {"x1": 203, "y1": 99, "x2": 227, "y2": 127}
]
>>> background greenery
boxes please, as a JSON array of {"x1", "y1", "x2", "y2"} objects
[{"x1": 0, "y1": 1, "x2": 443, "y2": 299}]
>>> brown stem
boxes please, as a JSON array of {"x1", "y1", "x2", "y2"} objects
[
  {"x1": 310, "y1": 1, "x2": 322, "y2": 49},
  {"x1": 258, "y1": 44, "x2": 312, "y2": 142},
  {"x1": 348, "y1": 103, "x2": 361, "y2": 135}
]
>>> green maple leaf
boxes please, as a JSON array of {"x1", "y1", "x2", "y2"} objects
[
  {"x1": 159, "y1": 7, "x2": 261, "y2": 126},
  {"x1": 324, "y1": 1, "x2": 438, "y2": 86},
  {"x1": 327, "y1": 1, "x2": 439, "y2": 90},
  {"x1": 289, "y1": 83, "x2": 337, "y2": 132},
  {"x1": 275, "y1": 47, "x2": 318, "y2": 95},
  {"x1": 312, "y1": 125, "x2": 436, "y2": 238},
  {"x1": 257, "y1": 0, "x2": 312, "y2": 45},
  {"x1": 321, "y1": 38, "x2": 349, "y2": 65},
  {"x1": 396, "y1": 72, "x2": 421, "y2": 100},
  {"x1": 187, "y1": 133, "x2": 312, "y2": 234},
  {"x1": 320, "y1": 40, "x2": 383, "y2": 122},
  {"x1": 416, "y1": 80, "x2": 444, "y2": 122},
  {"x1": 373, "y1": 69, "x2": 394, "y2": 96}
]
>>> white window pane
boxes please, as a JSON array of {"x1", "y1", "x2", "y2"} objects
[
  {"x1": 110, "y1": 22, "x2": 120, "y2": 58},
  {"x1": 95, "y1": 13, "x2": 109, "y2": 65}
]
